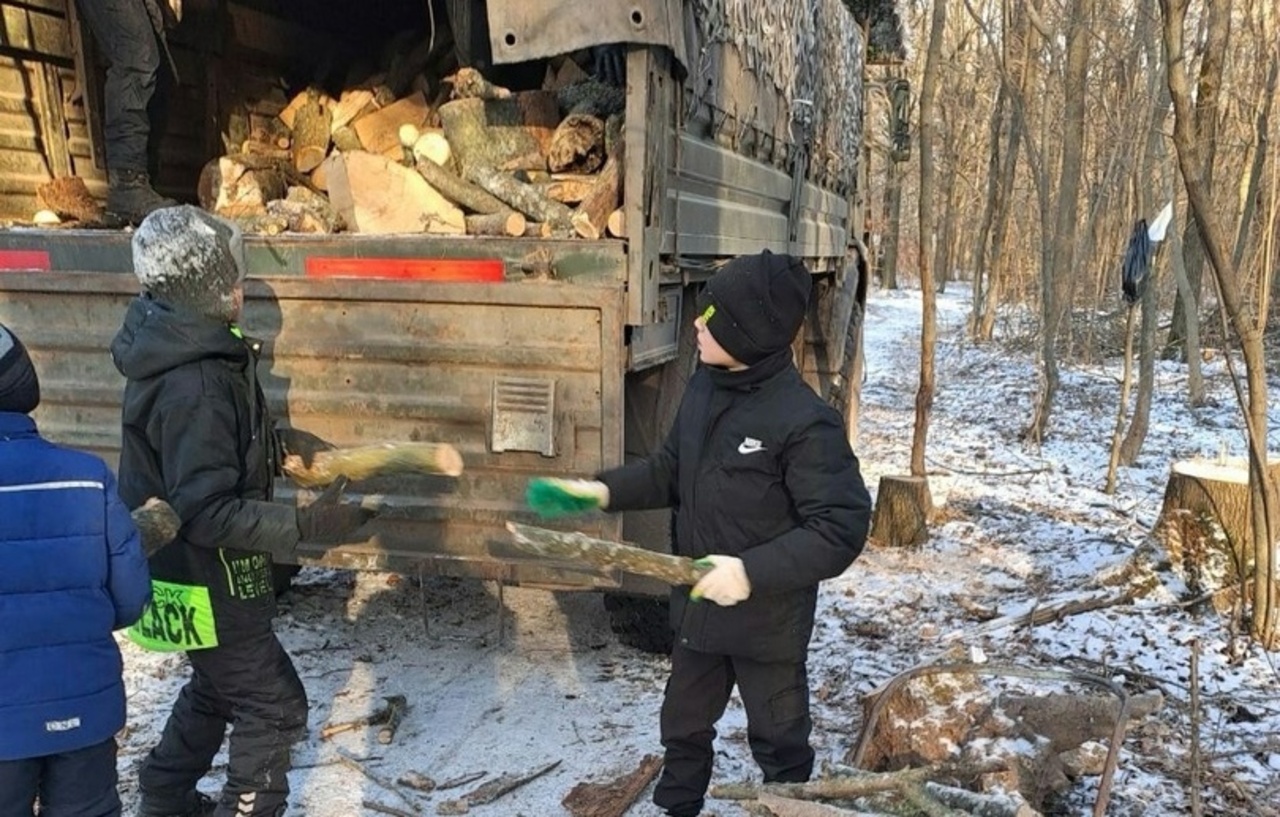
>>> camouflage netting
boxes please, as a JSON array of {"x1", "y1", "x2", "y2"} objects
[{"x1": 686, "y1": 0, "x2": 865, "y2": 187}]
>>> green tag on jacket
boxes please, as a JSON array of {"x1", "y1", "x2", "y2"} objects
[{"x1": 128, "y1": 580, "x2": 219, "y2": 652}]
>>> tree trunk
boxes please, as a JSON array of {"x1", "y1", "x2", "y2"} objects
[
  {"x1": 869, "y1": 475, "x2": 933, "y2": 547},
  {"x1": 1027, "y1": 0, "x2": 1091, "y2": 445},
  {"x1": 880, "y1": 160, "x2": 903, "y2": 290},
  {"x1": 911, "y1": 0, "x2": 945, "y2": 480},
  {"x1": 1160, "y1": 0, "x2": 1277, "y2": 648},
  {"x1": 1165, "y1": 0, "x2": 1231, "y2": 360}
]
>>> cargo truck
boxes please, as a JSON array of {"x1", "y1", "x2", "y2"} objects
[{"x1": 0, "y1": 0, "x2": 870, "y2": 651}]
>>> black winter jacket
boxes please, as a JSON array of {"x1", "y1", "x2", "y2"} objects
[
  {"x1": 599, "y1": 350, "x2": 871, "y2": 662},
  {"x1": 111, "y1": 296, "x2": 299, "y2": 647}
]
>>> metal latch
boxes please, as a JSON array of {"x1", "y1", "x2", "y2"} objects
[{"x1": 490, "y1": 377, "x2": 557, "y2": 456}]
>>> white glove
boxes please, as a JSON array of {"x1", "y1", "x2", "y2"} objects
[{"x1": 691, "y1": 555, "x2": 751, "y2": 606}]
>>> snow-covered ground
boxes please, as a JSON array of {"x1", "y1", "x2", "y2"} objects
[{"x1": 116, "y1": 283, "x2": 1280, "y2": 816}]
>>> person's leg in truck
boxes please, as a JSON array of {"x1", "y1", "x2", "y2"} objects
[{"x1": 73, "y1": 0, "x2": 176, "y2": 224}]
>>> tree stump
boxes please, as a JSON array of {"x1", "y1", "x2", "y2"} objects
[
  {"x1": 870, "y1": 475, "x2": 932, "y2": 547},
  {"x1": 1153, "y1": 457, "x2": 1280, "y2": 599}
]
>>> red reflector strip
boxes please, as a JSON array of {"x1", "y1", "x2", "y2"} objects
[
  {"x1": 305, "y1": 257, "x2": 504, "y2": 282},
  {"x1": 0, "y1": 250, "x2": 51, "y2": 271}
]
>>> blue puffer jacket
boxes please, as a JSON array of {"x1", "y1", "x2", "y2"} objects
[{"x1": 0, "y1": 412, "x2": 152, "y2": 761}]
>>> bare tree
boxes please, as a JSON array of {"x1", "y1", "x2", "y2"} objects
[
  {"x1": 911, "y1": 0, "x2": 947, "y2": 477},
  {"x1": 1025, "y1": 0, "x2": 1092, "y2": 444},
  {"x1": 1159, "y1": 0, "x2": 1277, "y2": 648}
]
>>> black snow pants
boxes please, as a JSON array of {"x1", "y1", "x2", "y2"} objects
[
  {"x1": 653, "y1": 644, "x2": 814, "y2": 817},
  {"x1": 138, "y1": 631, "x2": 308, "y2": 817},
  {"x1": 72, "y1": 0, "x2": 170, "y2": 175}
]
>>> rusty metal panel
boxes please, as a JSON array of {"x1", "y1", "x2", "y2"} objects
[
  {"x1": 486, "y1": 0, "x2": 686, "y2": 69},
  {"x1": 0, "y1": 271, "x2": 629, "y2": 586}
]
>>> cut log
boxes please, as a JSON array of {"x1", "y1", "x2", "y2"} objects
[
  {"x1": 571, "y1": 116, "x2": 624, "y2": 238},
  {"x1": 1154, "y1": 457, "x2": 1280, "y2": 596},
  {"x1": 265, "y1": 194, "x2": 341, "y2": 234},
  {"x1": 506, "y1": 522, "x2": 711, "y2": 586},
  {"x1": 448, "y1": 66, "x2": 512, "y2": 100},
  {"x1": 325, "y1": 150, "x2": 465, "y2": 235},
  {"x1": 468, "y1": 164, "x2": 574, "y2": 228},
  {"x1": 414, "y1": 158, "x2": 506, "y2": 215},
  {"x1": 549, "y1": 113, "x2": 606, "y2": 174},
  {"x1": 541, "y1": 175, "x2": 597, "y2": 205},
  {"x1": 329, "y1": 88, "x2": 376, "y2": 132},
  {"x1": 36, "y1": 176, "x2": 101, "y2": 222},
  {"x1": 290, "y1": 89, "x2": 332, "y2": 173},
  {"x1": 869, "y1": 475, "x2": 932, "y2": 547},
  {"x1": 132, "y1": 497, "x2": 181, "y2": 557},
  {"x1": 437, "y1": 91, "x2": 560, "y2": 174},
  {"x1": 197, "y1": 155, "x2": 288, "y2": 219},
  {"x1": 562, "y1": 755, "x2": 662, "y2": 817},
  {"x1": 332, "y1": 125, "x2": 364, "y2": 153},
  {"x1": 282, "y1": 440, "x2": 465, "y2": 487},
  {"x1": 377, "y1": 694, "x2": 408, "y2": 745},
  {"x1": 411, "y1": 129, "x2": 452, "y2": 166},
  {"x1": 606, "y1": 208, "x2": 626, "y2": 238},
  {"x1": 352, "y1": 91, "x2": 431, "y2": 158},
  {"x1": 999, "y1": 691, "x2": 1163, "y2": 754},
  {"x1": 465, "y1": 210, "x2": 527, "y2": 237},
  {"x1": 248, "y1": 112, "x2": 291, "y2": 149},
  {"x1": 239, "y1": 140, "x2": 291, "y2": 162}
]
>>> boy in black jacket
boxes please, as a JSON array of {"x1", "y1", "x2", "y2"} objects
[
  {"x1": 530, "y1": 250, "x2": 872, "y2": 817},
  {"x1": 112, "y1": 206, "x2": 372, "y2": 817}
]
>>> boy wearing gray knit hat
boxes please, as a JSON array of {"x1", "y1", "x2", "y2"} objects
[{"x1": 113, "y1": 206, "x2": 371, "y2": 817}]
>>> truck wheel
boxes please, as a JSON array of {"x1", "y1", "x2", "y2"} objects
[{"x1": 603, "y1": 594, "x2": 673, "y2": 655}]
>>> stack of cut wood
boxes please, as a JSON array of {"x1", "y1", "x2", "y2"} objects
[{"x1": 198, "y1": 65, "x2": 627, "y2": 240}]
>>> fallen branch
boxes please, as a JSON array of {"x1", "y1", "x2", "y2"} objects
[
  {"x1": 756, "y1": 792, "x2": 872, "y2": 816},
  {"x1": 436, "y1": 760, "x2": 561, "y2": 814},
  {"x1": 337, "y1": 751, "x2": 421, "y2": 813},
  {"x1": 711, "y1": 758, "x2": 1009, "y2": 801},
  {"x1": 922, "y1": 782, "x2": 1038, "y2": 817},
  {"x1": 562, "y1": 755, "x2": 661, "y2": 817},
  {"x1": 941, "y1": 589, "x2": 1136, "y2": 643},
  {"x1": 436, "y1": 771, "x2": 486, "y2": 790},
  {"x1": 364, "y1": 801, "x2": 418, "y2": 817}
]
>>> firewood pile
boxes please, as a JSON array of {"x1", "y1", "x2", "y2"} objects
[{"x1": 198, "y1": 63, "x2": 626, "y2": 240}]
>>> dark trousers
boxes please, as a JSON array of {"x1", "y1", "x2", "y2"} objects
[
  {"x1": 0, "y1": 738, "x2": 120, "y2": 817},
  {"x1": 138, "y1": 632, "x2": 308, "y2": 817},
  {"x1": 654, "y1": 645, "x2": 814, "y2": 817},
  {"x1": 73, "y1": 0, "x2": 167, "y2": 174}
]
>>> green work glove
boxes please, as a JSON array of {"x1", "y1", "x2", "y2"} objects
[{"x1": 526, "y1": 477, "x2": 610, "y2": 518}]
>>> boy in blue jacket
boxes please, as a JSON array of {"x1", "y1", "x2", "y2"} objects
[{"x1": 0, "y1": 322, "x2": 152, "y2": 816}]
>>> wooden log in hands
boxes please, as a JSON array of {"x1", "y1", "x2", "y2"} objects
[
  {"x1": 282, "y1": 442, "x2": 464, "y2": 488},
  {"x1": 506, "y1": 521, "x2": 710, "y2": 586}
]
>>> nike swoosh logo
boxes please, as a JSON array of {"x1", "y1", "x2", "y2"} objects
[{"x1": 738, "y1": 440, "x2": 766, "y2": 455}]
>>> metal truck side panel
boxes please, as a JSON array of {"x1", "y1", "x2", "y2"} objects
[{"x1": 0, "y1": 271, "x2": 628, "y2": 587}]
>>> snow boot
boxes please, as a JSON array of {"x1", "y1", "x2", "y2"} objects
[
  {"x1": 106, "y1": 168, "x2": 176, "y2": 226},
  {"x1": 136, "y1": 789, "x2": 217, "y2": 817}
]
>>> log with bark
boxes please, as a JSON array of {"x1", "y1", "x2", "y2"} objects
[
  {"x1": 132, "y1": 497, "x2": 181, "y2": 557},
  {"x1": 265, "y1": 186, "x2": 343, "y2": 234},
  {"x1": 467, "y1": 165, "x2": 574, "y2": 229},
  {"x1": 437, "y1": 92, "x2": 560, "y2": 175},
  {"x1": 562, "y1": 755, "x2": 662, "y2": 817},
  {"x1": 506, "y1": 522, "x2": 711, "y2": 586},
  {"x1": 447, "y1": 66, "x2": 512, "y2": 100},
  {"x1": 548, "y1": 113, "x2": 606, "y2": 174},
  {"x1": 413, "y1": 159, "x2": 507, "y2": 215},
  {"x1": 465, "y1": 210, "x2": 527, "y2": 237},
  {"x1": 290, "y1": 89, "x2": 331, "y2": 173},
  {"x1": 283, "y1": 441, "x2": 464, "y2": 488}
]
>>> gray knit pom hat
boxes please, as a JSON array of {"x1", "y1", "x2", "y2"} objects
[{"x1": 131, "y1": 205, "x2": 246, "y2": 321}]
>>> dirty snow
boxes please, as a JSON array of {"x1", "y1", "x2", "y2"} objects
[{"x1": 115, "y1": 283, "x2": 1280, "y2": 816}]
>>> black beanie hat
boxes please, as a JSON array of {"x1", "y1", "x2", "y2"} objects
[
  {"x1": 0, "y1": 322, "x2": 40, "y2": 414},
  {"x1": 696, "y1": 249, "x2": 812, "y2": 365}
]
